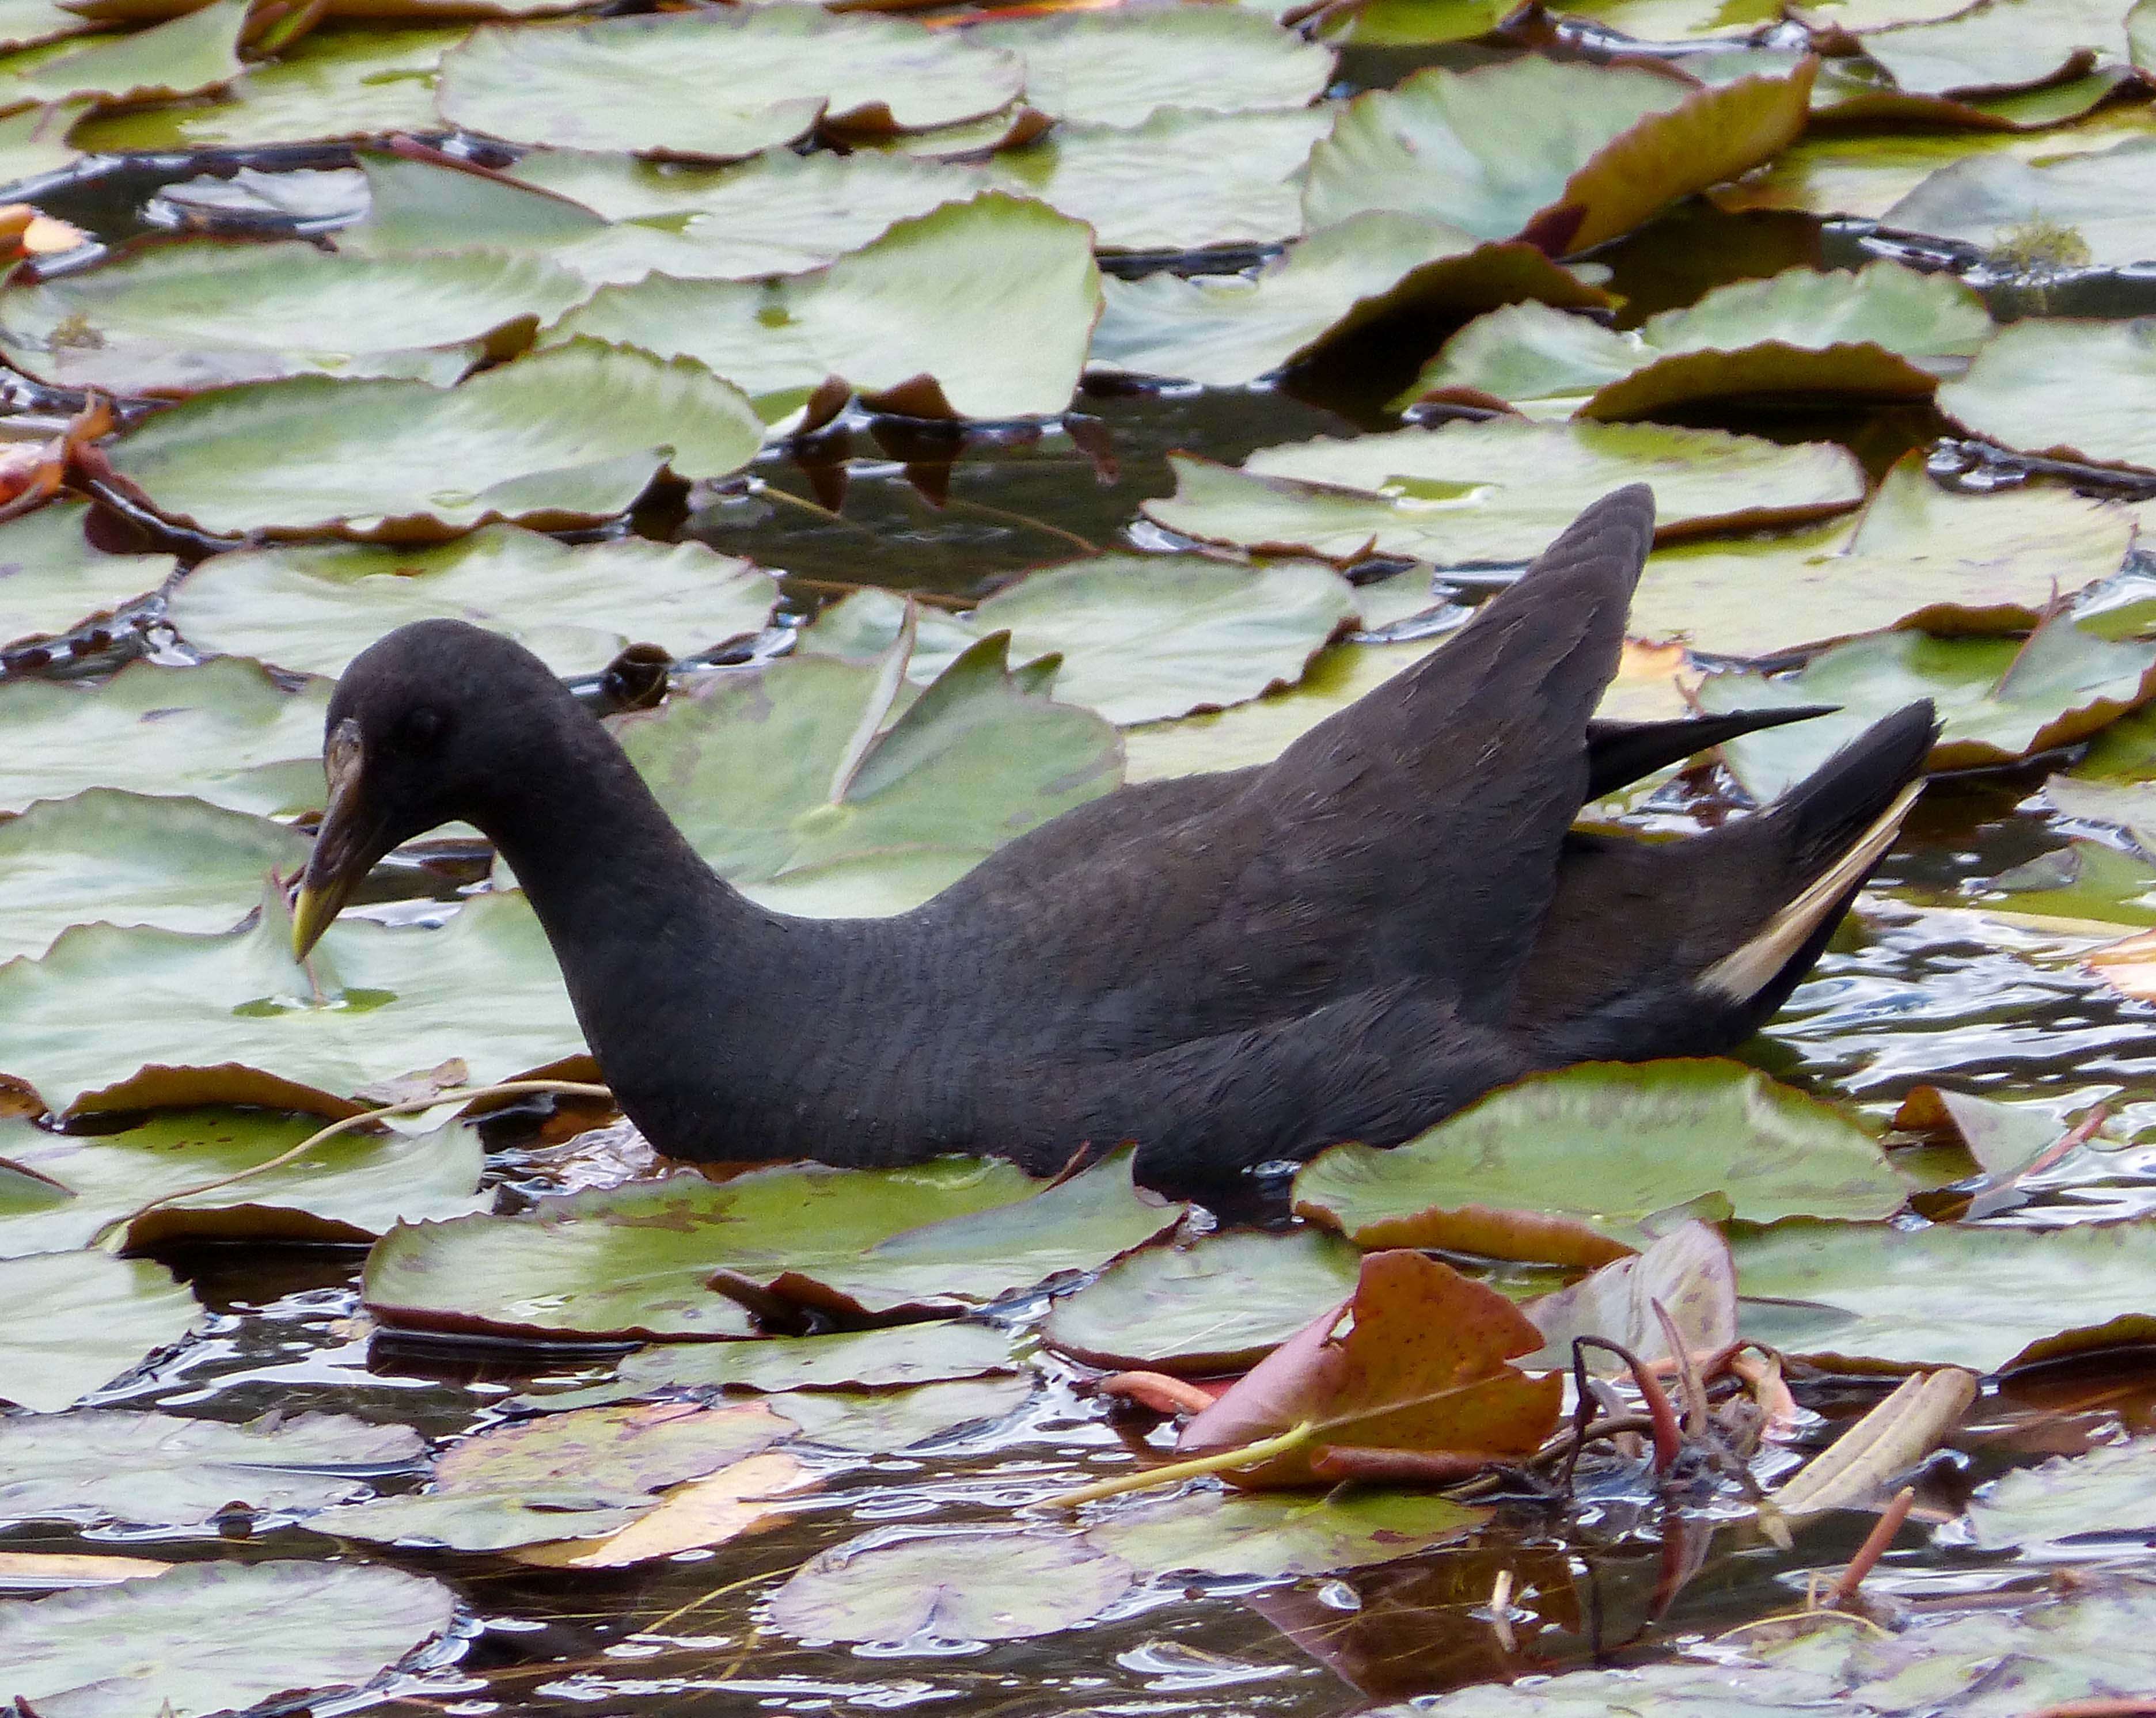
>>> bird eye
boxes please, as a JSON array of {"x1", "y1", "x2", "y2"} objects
[{"x1": 398, "y1": 706, "x2": 445, "y2": 753}]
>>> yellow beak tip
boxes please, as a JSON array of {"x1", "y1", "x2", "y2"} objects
[{"x1": 290, "y1": 887, "x2": 332, "y2": 961}]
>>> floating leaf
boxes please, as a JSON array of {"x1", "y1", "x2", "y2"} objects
[
  {"x1": 1734, "y1": 1218, "x2": 2156, "y2": 1373},
  {"x1": 1628, "y1": 455, "x2": 2134, "y2": 659},
  {"x1": 0, "y1": 0, "x2": 96, "y2": 51},
  {"x1": 437, "y1": 9, "x2": 1023, "y2": 160},
  {"x1": 1087, "y1": 1484, "x2": 1488, "y2": 1579},
  {"x1": 0, "y1": 240, "x2": 591, "y2": 395},
  {"x1": 169, "y1": 526, "x2": 775, "y2": 680},
  {"x1": 105, "y1": 338, "x2": 764, "y2": 541},
  {"x1": 0, "y1": 1249, "x2": 198, "y2": 1412},
  {"x1": 514, "y1": 1449, "x2": 814, "y2": 1567},
  {"x1": 1864, "y1": 0, "x2": 2132, "y2": 97},
  {"x1": 546, "y1": 192, "x2": 1100, "y2": 422},
  {"x1": 0, "y1": 656, "x2": 328, "y2": 817},
  {"x1": 1145, "y1": 419, "x2": 1865, "y2": 568},
  {"x1": 1772, "y1": 1368, "x2": 1978, "y2": 1517},
  {"x1": 1089, "y1": 212, "x2": 1609, "y2": 388},
  {"x1": 609, "y1": 1320, "x2": 1019, "y2": 1398},
  {"x1": 772, "y1": 1375, "x2": 1035, "y2": 1451},
  {"x1": 1940, "y1": 317, "x2": 2156, "y2": 472},
  {"x1": 1881, "y1": 138, "x2": 2156, "y2": 271},
  {"x1": 1303, "y1": 54, "x2": 1813, "y2": 253},
  {"x1": 0, "y1": 100, "x2": 77, "y2": 196},
  {"x1": 1043, "y1": 1227, "x2": 1364, "y2": 1374},
  {"x1": 0, "y1": 1409, "x2": 423, "y2": 1529},
  {"x1": 769, "y1": 1529, "x2": 1132, "y2": 1643},
  {"x1": 1964, "y1": 1434, "x2": 2156, "y2": 1549},
  {"x1": 0, "y1": 0, "x2": 242, "y2": 107},
  {"x1": 0, "y1": 1560, "x2": 456, "y2": 1718},
  {"x1": 1294, "y1": 1061, "x2": 1905, "y2": 1264},
  {"x1": 1522, "y1": 1220, "x2": 1739, "y2": 1373}
]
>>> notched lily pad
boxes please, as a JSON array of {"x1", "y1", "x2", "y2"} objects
[
  {"x1": 1940, "y1": 317, "x2": 2156, "y2": 473},
  {"x1": 607, "y1": 1319, "x2": 1019, "y2": 1398},
  {"x1": 0, "y1": 1248, "x2": 198, "y2": 1412},
  {"x1": 1964, "y1": 1435, "x2": 2156, "y2": 1550},
  {"x1": 0, "y1": 498, "x2": 174, "y2": 653},
  {"x1": 1085, "y1": 1484, "x2": 1489, "y2": 1579},
  {"x1": 1, "y1": 0, "x2": 244, "y2": 109},
  {"x1": 769, "y1": 1529, "x2": 1132, "y2": 1644}
]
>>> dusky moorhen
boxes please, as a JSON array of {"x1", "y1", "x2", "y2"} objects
[{"x1": 293, "y1": 486, "x2": 1937, "y2": 1195}]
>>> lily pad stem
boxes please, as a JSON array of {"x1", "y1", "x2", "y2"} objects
[
  {"x1": 1037, "y1": 1420, "x2": 1316, "y2": 1510},
  {"x1": 90, "y1": 1079, "x2": 616, "y2": 1251}
]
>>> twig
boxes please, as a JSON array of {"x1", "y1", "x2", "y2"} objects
[
  {"x1": 1037, "y1": 1420, "x2": 1316, "y2": 1510},
  {"x1": 1572, "y1": 1337, "x2": 1683, "y2": 1476},
  {"x1": 1828, "y1": 1484, "x2": 1916, "y2": 1610}
]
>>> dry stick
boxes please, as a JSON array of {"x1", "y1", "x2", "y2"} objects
[
  {"x1": 1827, "y1": 1484, "x2": 1916, "y2": 1610},
  {"x1": 90, "y1": 1080, "x2": 616, "y2": 1250},
  {"x1": 1038, "y1": 1420, "x2": 1317, "y2": 1511},
  {"x1": 1572, "y1": 1337, "x2": 1684, "y2": 1478}
]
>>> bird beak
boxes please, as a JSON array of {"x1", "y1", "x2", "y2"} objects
[{"x1": 292, "y1": 719, "x2": 383, "y2": 961}]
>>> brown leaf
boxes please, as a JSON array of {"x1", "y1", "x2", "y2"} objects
[
  {"x1": 513, "y1": 1450, "x2": 814, "y2": 1568},
  {"x1": 1521, "y1": 1220, "x2": 1738, "y2": 1374}
]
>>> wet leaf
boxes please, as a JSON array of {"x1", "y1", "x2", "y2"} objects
[
  {"x1": 1864, "y1": 0, "x2": 2132, "y2": 96},
  {"x1": 769, "y1": 1529, "x2": 1132, "y2": 1643},
  {"x1": 437, "y1": 9, "x2": 1023, "y2": 160},
  {"x1": 1971, "y1": 837, "x2": 2156, "y2": 928},
  {"x1": 0, "y1": 1550, "x2": 171, "y2": 1588},
  {"x1": 106, "y1": 337, "x2": 763, "y2": 541},
  {"x1": 1177, "y1": 1250, "x2": 1562, "y2": 1487},
  {"x1": 0, "y1": 0, "x2": 96, "y2": 51},
  {"x1": 1042, "y1": 1227, "x2": 1364, "y2": 1375},
  {"x1": 1086, "y1": 1484, "x2": 1489, "y2": 1579},
  {"x1": 1405, "y1": 261, "x2": 1990, "y2": 419},
  {"x1": 0, "y1": 240, "x2": 591, "y2": 394},
  {"x1": 1733, "y1": 1218, "x2": 2156, "y2": 1373},
  {"x1": 0, "y1": 656, "x2": 329, "y2": 816},
  {"x1": 1294, "y1": 1061, "x2": 1906, "y2": 1264},
  {"x1": 364, "y1": 1150, "x2": 1178, "y2": 1341},
  {"x1": 1772, "y1": 1368, "x2": 1977, "y2": 1516},
  {"x1": 1964, "y1": 1433, "x2": 2156, "y2": 1549},
  {"x1": 1145, "y1": 419, "x2": 1865, "y2": 568},
  {"x1": 0, "y1": 1249, "x2": 197, "y2": 1412},
  {"x1": 0, "y1": 499, "x2": 174, "y2": 652},
  {"x1": 170, "y1": 526, "x2": 775, "y2": 680},
  {"x1": 1, "y1": 0, "x2": 242, "y2": 107},
  {"x1": 1940, "y1": 316, "x2": 2156, "y2": 472},
  {"x1": 1628, "y1": 454, "x2": 2134, "y2": 659},
  {"x1": 1882, "y1": 136, "x2": 2156, "y2": 271},
  {"x1": 803, "y1": 555, "x2": 1356, "y2": 725},
  {"x1": 0, "y1": 1408, "x2": 423, "y2": 1528},
  {"x1": 514, "y1": 1448, "x2": 814, "y2": 1567},
  {"x1": 609, "y1": 1319, "x2": 1019, "y2": 1398},
  {"x1": 0, "y1": 1559, "x2": 456, "y2": 1718},
  {"x1": 1303, "y1": 54, "x2": 1812, "y2": 253},
  {"x1": 1521, "y1": 1220, "x2": 1739, "y2": 1373},
  {"x1": 772, "y1": 1375, "x2": 1035, "y2": 1450},
  {"x1": 0, "y1": 99, "x2": 77, "y2": 196},
  {"x1": 1926, "y1": 1088, "x2": 2072, "y2": 1177},
  {"x1": 546, "y1": 192, "x2": 1100, "y2": 422},
  {"x1": 1089, "y1": 211, "x2": 1610, "y2": 389}
]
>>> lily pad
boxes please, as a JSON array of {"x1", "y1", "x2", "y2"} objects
[
  {"x1": 0, "y1": 1249, "x2": 198, "y2": 1412},
  {"x1": 1144, "y1": 419, "x2": 1865, "y2": 568},
  {"x1": 970, "y1": 7, "x2": 1332, "y2": 127},
  {"x1": 1042, "y1": 1227, "x2": 1365, "y2": 1374},
  {"x1": 0, "y1": 656, "x2": 329, "y2": 817},
  {"x1": 169, "y1": 526, "x2": 775, "y2": 680},
  {"x1": 1939, "y1": 317, "x2": 2156, "y2": 472},
  {"x1": 1303, "y1": 53, "x2": 1813, "y2": 253},
  {"x1": 1628, "y1": 455, "x2": 2134, "y2": 659},
  {"x1": 512, "y1": 1449, "x2": 814, "y2": 1567},
  {"x1": 612, "y1": 1320, "x2": 1019, "y2": 1398},
  {"x1": 1089, "y1": 212, "x2": 1610, "y2": 388},
  {"x1": 0, "y1": 0, "x2": 94, "y2": 51},
  {"x1": 769, "y1": 1529, "x2": 1132, "y2": 1644},
  {"x1": 1522, "y1": 1220, "x2": 1739, "y2": 1373},
  {"x1": 1733, "y1": 1217, "x2": 2156, "y2": 1373},
  {"x1": 1405, "y1": 261, "x2": 1990, "y2": 419},
  {"x1": 0, "y1": 240, "x2": 591, "y2": 395},
  {"x1": 0, "y1": 98, "x2": 76, "y2": 195},
  {"x1": 0, "y1": 0, "x2": 242, "y2": 108},
  {"x1": 1086, "y1": 1485, "x2": 1488, "y2": 1578},
  {"x1": 1293, "y1": 1061, "x2": 1906, "y2": 1264},
  {"x1": 0, "y1": 1559, "x2": 456, "y2": 1718},
  {"x1": 0, "y1": 790, "x2": 308, "y2": 964},
  {"x1": 1964, "y1": 1435, "x2": 2156, "y2": 1549},
  {"x1": 0, "y1": 499, "x2": 173, "y2": 653},
  {"x1": 0, "y1": 1409, "x2": 423, "y2": 1528},
  {"x1": 105, "y1": 337, "x2": 764, "y2": 541},
  {"x1": 364, "y1": 1150, "x2": 1179, "y2": 1341},
  {"x1": 1864, "y1": 0, "x2": 2133, "y2": 97},
  {"x1": 437, "y1": 9, "x2": 1024, "y2": 161},
  {"x1": 1882, "y1": 138, "x2": 2156, "y2": 270},
  {"x1": 546, "y1": 192, "x2": 1100, "y2": 422},
  {"x1": 772, "y1": 1375, "x2": 1035, "y2": 1451}
]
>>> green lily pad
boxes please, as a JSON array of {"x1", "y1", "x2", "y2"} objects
[
  {"x1": 0, "y1": 0, "x2": 241, "y2": 108},
  {"x1": 1303, "y1": 53, "x2": 1812, "y2": 253},
  {"x1": 0, "y1": 657, "x2": 329, "y2": 818},
  {"x1": 0, "y1": 790, "x2": 308, "y2": 965},
  {"x1": 988, "y1": 107, "x2": 1330, "y2": 253},
  {"x1": 1085, "y1": 1485, "x2": 1488, "y2": 1579},
  {"x1": 0, "y1": 1249, "x2": 198, "y2": 1412},
  {"x1": 0, "y1": 99, "x2": 77, "y2": 195},
  {"x1": 612, "y1": 1319, "x2": 1020, "y2": 1397},
  {"x1": 772, "y1": 1375, "x2": 1035, "y2": 1451},
  {"x1": 0, "y1": 885, "x2": 583, "y2": 1117},
  {"x1": 970, "y1": 7, "x2": 1331, "y2": 127},
  {"x1": 546, "y1": 192, "x2": 1100, "y2": 422},
  {"x1": 1294, "y1": 1060, "x2": 1906, "y2": 1263},
  {"x1": 1042, "y1": 1227, "x2": 1364, "y2": 1374},
  {"x1": 0, "y1": 240, "x2": 591, "y2": 396},
  {"x1": 169, "y1": 525, "x2": 775, "y2": 680},
  {"x1": 0, "y1": 1409, "x2": 423, "y2": 1528},
  {"x1": 802, "y1": 554, "x2": 1356, "y2": 725},
  {"x1": 1090, "y1": 212, "x2": 1610, "y2": 388},
  {"x1": 0, "y1": 500, "x2": 174, "y2": 652},
  {"x1": 0, "y1": 1559, "x2": 456, "y2": 1718},
  {"x1": 1629, "y1": 455, "x2": 2134, "y2": 659},
  {"x1": 0, "y1": 1106, "x2": 487, "y2": 1256},
  {"x1": 105, "y1": 337, "x2": 763, "y2": 541},
  {"x1": 1144, "y1": 419, "x2": 1865, "y2": 568},
  {"x1": 363, "y1": 1150, "x2": 1178, "y2": 1341},
  {"x1": 437, "y1": 9, "x2": 1024, "y2": 160},
  {"x1": 1405, "y1": 261, "x2": 1990, "y2": 419},
  {"x1": 1561, "y1": 0, "x2": 1784, "y2": 35},
  {"x1": 1940, "y1": 317, "x2": 2156, "y2": 473},
  {"x1": 1733, "y1": 1218, "x2": 2156, "y2": 1373},
  {"x1": 1702, "y1": 613, "x2": 2156, "y2": 798},
  {"x1": 1977, "y1": 836, "x2": 2156, "y2": 926},
  {"x1": 1864, "y1": 0, "x2": 2132, "y2": 97},
  {"x1": 1965, "y1": 1435, "x2": 2156, "y2": 1549},
  {"x1": 1882, "y1": 138, "x2": 2156, "y2": 271},
  {"x1": 769, "y1": 1529, "x2": 1132, "y2": 1644},
  {"x1": 0, "y1": 0, "x2": 96, "y2": 52},
  {"x1": 618, "y1": 636, "x2": 1120, "y2": 916}
]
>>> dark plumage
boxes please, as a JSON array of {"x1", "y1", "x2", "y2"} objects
[{"x1": 294, "y1": 486, "x2": 1937, "y2": 1196}]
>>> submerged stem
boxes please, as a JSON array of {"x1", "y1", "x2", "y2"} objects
[{"x1": 1037, "y1": 1421, "x2": 1316, "y2": 1510}]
